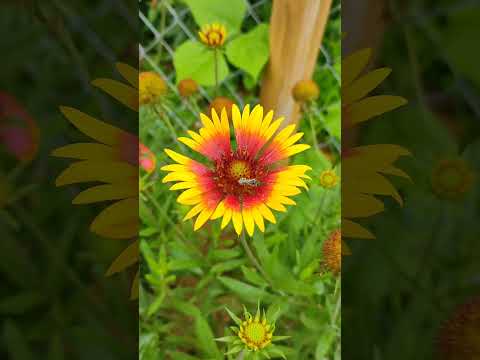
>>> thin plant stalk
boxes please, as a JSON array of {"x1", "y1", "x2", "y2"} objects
[
  {"x1": 214, "y1": 48, "x2": 219, "y2": 95},
  {"x1": 153, "y1": 104, "x2": 179, "y2": 145},
  {"x1": 304, "y1": 103, "x2": 319, "y2": 151},
  {"x1": 239, "y1": 231, "x2": 272, "y2": 285}
]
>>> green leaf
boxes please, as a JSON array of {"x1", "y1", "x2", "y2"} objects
[
  {"x1": 211, "y1": 259, "x2": 246, "y2": 274},
  {"x1": 194, "y1": 313, "x2": 222, "y2": 359},
  {"x1": 0, "y1": 292, "x2": 46, "y2": 315},
  {"x1": 182, "y1": 0, "x2": 246, "y2": 35},
  {"x1": 218, "y1": 276, "x2": 274, "y2": 303},
  {"x1": 226, "y1": 23, "x2": 270, "y2": 80},
  {"x1": 3, "y1": 321, "x2": 34, "y2": 360},
  {"x1": 174, "y1": 40, "x2": 229, "y2": 86},
  {"x1": 224, "y1": 306, "x2": 242, "y2": 326}
]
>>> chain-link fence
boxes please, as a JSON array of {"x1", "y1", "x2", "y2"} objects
[{"x1": 139, "y1": 0, "x2": 341, "y2": 132}]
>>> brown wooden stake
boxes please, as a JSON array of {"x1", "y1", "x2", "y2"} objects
[{"x1": 260, "y1": 0, "x2": 333, "y2": 127}]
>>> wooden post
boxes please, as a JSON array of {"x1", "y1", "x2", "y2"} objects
[{"x1": 260, "y1": 0, "x2": 332, "y2": 127}]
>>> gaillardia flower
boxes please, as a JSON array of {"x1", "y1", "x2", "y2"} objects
[
  {"x1": 431, "y1": 158, "x2": 474, "y2": 200},
  {"x1": 437, "y1": 296, "x2": 480, "y2": 359},
  {"x1": 217, "y1": 303, "x2": 289, "y2": 358},
  {"x1": 198, "y1": 23, "x2": 227, "y2": 48},
  {"x1": 162, "y1": 104, "x2": 311, "y2": 236},
  {"x1": 292, "y1": 79, "x2": 320, "y2": 103},
  {"x1": 320, "y1": 169, "x2": 339, "y2": 189}
]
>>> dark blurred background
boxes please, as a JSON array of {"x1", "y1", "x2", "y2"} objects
[
  {"x1": 0, "y1": 1, "x2": 137, "y2": 359},
  {"x1": 343, "y1": 0, "x2": 480, "y2": 359}
]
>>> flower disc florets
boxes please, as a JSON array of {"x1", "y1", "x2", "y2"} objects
[
  {"x1": 320, "y1": 169, "x2": 339, "y2": 188},
  {"x1": 431, "y1": 158, "x2": 474, "y2": 200},
  {"x1": 238, "y1": 314, "x2": 273, "y2": 351},
  {"x1": 198, "y1": 23, "x2": 227, "y2": 48}
]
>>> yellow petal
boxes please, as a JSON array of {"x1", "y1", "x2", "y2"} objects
[
  {"x1": 160, "y1": 164, "x2": 188, "y2": 172},
  {"x1": 92, "y1": 78, "x2": 138, "y2": 112},
  {"x1": 342, "y1": 48, "x2": 372, "y2": 87},
  {"x1": 284, "y1": 144, "x2": 311, "y2": 157},
  {"x1": 342, "y1": 219, "x2": 375, "y2": 239},
  {"x1": 211, "y1": 201, "x2": 226, "y2": 220},
  {"x1": 348, "y1": 95, "x2": 407, "y2": 126},
  {"x1": 251, "y1": 207, "x2": 265, "y2": 232},
  {"x1": 184, "y1": 203, "x2": 204, "y2": 221},
  {"x1": 258, "y1": 204, "x2": 276, "y2": 224},
  {"x1": 162, "y1": 172, "x2": 196, "y2": 183},
  {"x1": 169, "y1": 182, "x2": 197, "y2": 191},
  {"x1": 116, "y1": 63, "x2": 138, "y2": 89},
  {"x1": 178, "y1": 137, "x2": 200, "y2": 151},
  {"x1": 60, "y1": 106, "x2": 126, "y2": 146},
  {"x1": 55, "y1": 161, "x2": 136, "y2": 186},
  {"x1": 232, "y1": 211, "x2": 243, "y2": 235},
  {"x1": 164, "y1": 148, "x2": 192, "y2": 165},
  {"x1": 242, "y1": 209, "x2": 255, "y2": 237},
  {"x1": 106, "y1": 240, "x2": 138, "y2": 276},
  {"x1": 177, "y1": 194, "x2": 202, "y2": 205},
  {"x1": 343, "y1": 67, "x2": 392, "y2": 106},
  {"x1": 221, "y1": 208, "x2": 233, "y2": 229},
  {"x1": 91, "y1": 198, "x2": 138, "y2": 239},
  {"x1": 273, "y1": 124, "x2": 296, "y2": 144},
  {"x1": 194, "y1": 207, "x2": 215, "y2": 231},
  {"x1": 51, "y1": 143, "x2": 116, "y2": 160},
  {"x1": 177, "y1": 188, "x2": 203, "y2": 203},
  {"x1": 266, "y1": 199, "x2": 287, "y2": 212},
  {"x1": 342, "y1": 192, "x2": 384, "y2": 218},
  {"x1": 73, "y1": 182, "x2": 136, "y2": 204},
  {"x1": 281, "y1": 132, "x2": 304, "y2": 149}
]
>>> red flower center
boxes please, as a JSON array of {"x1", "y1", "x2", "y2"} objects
[{"x1": 214, "y1": 149, "x2": 269, "y2": 200}]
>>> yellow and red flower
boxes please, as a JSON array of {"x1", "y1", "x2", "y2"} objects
[
  {"x1": 162, "y1": 104, "x2": 311, "y2": 237},
  {"x1": 198, "y1": 23, "x2": 227, "y2": 48}
]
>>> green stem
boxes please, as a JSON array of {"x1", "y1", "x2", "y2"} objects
[
  {"x1": 153, "y1": 104, "x2": 179, "y2": 145},
  {"x1": 305, "y1": 103, "x2": 319, "y2": 151},
  {"x1": 214, "y1": 48, "x2": 219, "y2": 95},
  {"x1": 239, "y1": 231, "x2": 272, "y2": 285}
]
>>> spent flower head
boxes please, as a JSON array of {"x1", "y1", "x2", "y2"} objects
[
  {"x1": 437, "y1": 296, "x2": 480, "y2": 359},
  {"x1": 292, "y1": 79, "x2": 320, "y2": 103},
  {"x1": 177, "y1": 78, "x2": 199, "y2": 97},
  {"x1": 198, "y1": 23, "x2": 227, "y2": 48},
  {"x1": 139, "y1": 71, "x2": 167, "y2": 105},
  {"x1": 323, "y1": 229, "x2": 342, "y2": 274},
  {"x1": 217, "y1": 303, "x2": 289, "y2": 358},
  {"x1": 208, "y1": 96, "x2": 235, "y2": 119}
]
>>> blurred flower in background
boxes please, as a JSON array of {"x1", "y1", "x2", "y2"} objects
[
  {"x1": 431, "y1": 158, "x2": 474, "y2": 200},
  {"x1": 342, "y1": 47, "x2": 410, "y2": 240},
  {"x1": 53, "y1": 63, "x2": 139, "y2": 299},
  {"x1": 322, "y1": 229, "x2": 342, "y2": 274},
  {"x1": 319, "y1": 169, "x2": 339, "y2": 189},
  {"x1": 292, "y1": 79, "x2": 320, "y2": 103},
  {"x1": 139, "y1": 71, "x2": 167, "y2": 105},
  {"x1": 437, "y1": 295, "x2": 480, "y2": 360},
  {"x1": 0, "y1": 92, "x2": 40, "y2": 162},
  {"x1": 178, "y1": 78, "x2": 199, "y2": 97}
]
